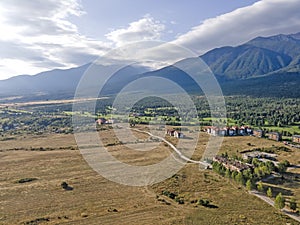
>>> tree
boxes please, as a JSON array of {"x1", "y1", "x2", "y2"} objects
[
  {"x1": 275, "y1": 193, "x2": 285, "y2": 209},
  {"x1": 267, "y1": 187, "x2": 273, "y2": 198},
  {"x1": 243, "y1": 169, "x2": 253, "y2": 181},
  {"x1": 261, "y1": 166, "x2": 271, "y2": 176},
  {"x1": 277, "y1": 163, "x2": 287, "y2": 173},
  {"x1": 225, "y1": 168, "x2": 232, "y2": 178},
  {"x1": 231, "y1": 171, "x2": 238, "y2": 180},
  {"x1": 257, "y1": 181, "x2": 264, "y2": 192},
  {"x1": 252, "y1": 158, "x2": 261, "y2": 167},
  {"x1": 282, "y1": 160, "x2": 290, "y2": 167},
  {"x1": 246, "y1": 179, "x2": 253, "y2": 191},
  {"x1": 265, "y1": 161, "x2": 275, "y2": 172},
  {"x1": 235, "y1": 172, "x2": 245, "y2": 185},
  {"x1": 290, "y1": 198, "x2": 297, "y2": 211}
]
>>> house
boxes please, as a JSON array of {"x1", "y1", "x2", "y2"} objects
[
  {"x1": 206, "y1": 126, "x2": 212, "y2": 134},
  {"x1": 106, "y1": 119, "x2": 114, "y2": 124},
  {"x1": 240, "y1": 126, "x2": 253, "y2": 135},
  {"x1": 238, "y1": 127, "x2": 245, "y2": 135},
  {"x1": 268, "y1": 132, "x2": 282, "y2": 141},
  {"x1": 96, "y1": 118, "x2": 107, "y2": 125},
  {"x1": 96, "y1": 118, "x2": 114, "y2": 125},
  {"x1": 253, "y1": 130, "x2": 265, "y2": 138},
  {"x1": 228, "y1": 128, "x2": 235, "y2": 136},
  {"x1": 206, "y1": 126, "x2": 219, "y2": 136},
  {"x1": 166, "y1": 129, "x2": 175, "y2": 136},
  {"x1": 166, "y1": 129, "x2": 183, "y2": 138},
  {"x1": 292, "y1": 135, "x2": 300, "y2": 144},
  {"x1": 206, "y1": 126, "x2": 253, "y2": 137},
  {"x1": 174, "y1": 130, "x2": 184, "y2": 138},
  {"x1": 211, "y1": 127, "x2": 219, "y2": 136},
  {"x1": 219, "y1": 128, "x2": 227, "y2": 136},
  {"x1": 246, "y1": 127, "x2": 253, "y2": 135}
]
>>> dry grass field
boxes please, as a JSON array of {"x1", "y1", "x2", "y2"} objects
[{"x1": 1, "y1": 126, "x2": 300, "y2": 224}]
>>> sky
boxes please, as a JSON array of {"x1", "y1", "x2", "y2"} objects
[{"x1": 0, "y1": 0, "x2": 300, "y2": 80}]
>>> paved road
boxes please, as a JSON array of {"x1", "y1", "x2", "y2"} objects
[{"x1": 250, "y1": 191, "x2": 300, "y2": 223}]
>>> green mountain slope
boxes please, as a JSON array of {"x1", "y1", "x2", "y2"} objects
[
  {"x1": 201, "y1": 33, "x2": 300, "y2": 79},
  {"x1": 0, "y1": 32, "x2": 300, "y2": 100}
]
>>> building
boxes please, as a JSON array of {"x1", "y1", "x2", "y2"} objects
[
  {"x1": 219, "y1": 129, "x2": 227, "y2": 136},
  {"x1": 174, "y1": 130, "x2": 184, "y2": 138},
  {"x1": 206, "y1": 126, "x2": 219, "y2": 136},
  {"x1": 253, "y1": 130, "x2": 265, "y2": 138},
  {"x1": 268, "y1": 132, "x2": 282, "y2": 141},
  {"x1": 213, "y1": 156, "x2": 253, "y2": 172},
  {"x1": 166, "y1": 129, "x2": 175, "y2": 136},
  {"x1": 228, "y1": 128, "x2": 236, "y2": 136},
  {"x1": 96, "y1": 118, "x2": 106, "y2": 125},
  {"x1": 166, "y1": 129, "x2": 183, "y2": 138},
  {"x1": 96, "y1": 118, "x2": 114, "y2": 125},
  {"x1": 246, "y1": 127, "x2": 253, "y2": 135},
  {"x1": 238, "y1": 127, "x2": 245, "y2": 135},
  {"x1": 206, "y1": 126, "x2": 253, "y2": 137},
  {"x1": 292, "y1": 135, "x2": 300, "y2": 144},
  {"x1": 240, "y1": 126, "x2": 253, "y2": 135},
  {"x1": 242, "y1": 151, "x2": 277, "y2": 161}
]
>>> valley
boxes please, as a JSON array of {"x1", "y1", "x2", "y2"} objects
[
  {"x1": 1, "y1": 31, "x2": 300, "y2": 225},
  {"x1": 1, "y1": 96, "x2": 300, "y2": 224},
  {"x1": 1, "y1": 126, "x2": 300, "y2": 224}
]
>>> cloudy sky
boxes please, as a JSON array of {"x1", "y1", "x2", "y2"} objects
[{"x1": 0, "y1": 0, "x2": 300, "y2": 80}]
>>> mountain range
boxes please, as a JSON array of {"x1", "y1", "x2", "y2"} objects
[
  {"x1": 1, "y1": 32, "x2": 300, "y2": 101},
  {"x1": 202, "y1": 32, "x2": 300, "y2": 79}
]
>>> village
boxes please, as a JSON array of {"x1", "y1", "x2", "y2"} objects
[
  {"x1": 164, "y1": 124, "x2": 300, "y2": 147},
  {"x1": 162, "y1": 124, "x2": 296, "y2": 170}
]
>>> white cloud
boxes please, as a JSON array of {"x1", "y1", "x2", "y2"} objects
[
  {"x1": 2, "y1": 0, "x2": 300, "y2": 80},
  {"x1": 106, "y1": 15, "x2": 165, "y2": 47},
  {"x1": 0, "y1": 0, "x2": 110, "y2": 79},
  {"x1": 0, "y1": 0, "x2": 166, "y2": 80},
  {"x1": 173, "y1": 0, "x2": 300, "y2": 55}
]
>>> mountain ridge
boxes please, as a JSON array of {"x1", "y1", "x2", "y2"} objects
[{"x1": 1, "y1": 32, "x2": 300, "y2": 100}]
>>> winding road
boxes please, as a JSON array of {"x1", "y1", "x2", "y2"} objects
[
  {"x1": 250, "y1": 190, "x2": 300, "y2": 222},
  {"x1": 131, "y1": 128, "x2": 211, "y2": 168},
  {"x1": 132, "y1": 127, "x2": 300, "y2": 223}
]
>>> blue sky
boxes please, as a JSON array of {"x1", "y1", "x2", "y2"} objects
[
  {"x1": 0, "y1": 0, "x2": 300, "y2": 79},
  {"x1": 72, "y1": 0, "x2": 260, "y2": 42}
]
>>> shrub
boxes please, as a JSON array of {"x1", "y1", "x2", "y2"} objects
[
  {"x1": 162, "y1": 190, "x2": 177, "y2": 199},
  {"x1": 17, "y1": 178, "x2": 38, "y2": 183},
  {"x1": 198, "y1": 199, "x2": 210, "y2": 207},
  {"x1": 175, "y1": 197, "x2": 184, "y2": 204},
  {"x1": 61, "y1": 181, "x2": 73, "y2": 191},
  {"x1": 274, "y1": 193, "x2": 285, "y2": 209},
  {"x1": 289, "y1": 198, "x2": 297, "y2": 211}
]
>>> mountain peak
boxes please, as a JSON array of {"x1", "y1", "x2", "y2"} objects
[
  {"x1": 201, "y1": 32, "x2": 300, "y2": 79},
  {"x1": 289, "y1": 32, "x2": 300, "y2": 40},
  {"x1": 1, "y1": 32, "x2": 300, "y2": 99}
]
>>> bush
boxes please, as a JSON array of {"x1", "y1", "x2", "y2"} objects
[
  {"x1": 274, "y1": 193, "x2": 285, "y2": 209},
  {"x1": 267, "y1": 187, "x2": 273, "y2": 198},
  {"x1": 198, "y1": 199, "x2": 210, "y2": 207},
  {"x1": 277, "y1": 163, "x2": 288, "y2": 173},
  {"x1": 17, "y1": 178, "x2": 38, "y2": 183},
  {"x1": 175, "y1": 197, "x2": 185, "y2": 204},
  {"x1": 162, "y1": 190, "x2": 177, "y2": 199},
  {"x1": 61, "y1": 181, "x2": 73, "y2": 191}
]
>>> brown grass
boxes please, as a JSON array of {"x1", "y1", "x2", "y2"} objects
[{"x1": 0, "y1": 128, "x2": 299, "y2": 224}]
